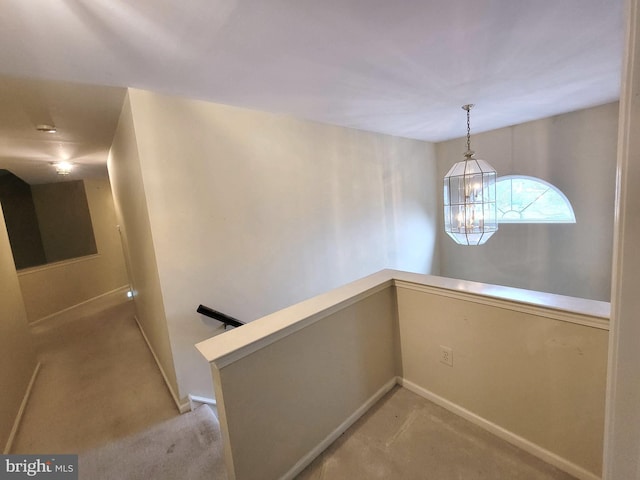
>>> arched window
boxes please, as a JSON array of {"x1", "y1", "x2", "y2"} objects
[{"x1": 496, "y1": 175, "x2": 576, "y2": 223}]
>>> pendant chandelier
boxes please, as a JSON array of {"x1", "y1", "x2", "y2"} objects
[{"x1": 443, "y1": 104, "x2": 498, "y2": 245}]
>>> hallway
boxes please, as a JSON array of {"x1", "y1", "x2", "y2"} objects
[{"x1": 11, "y1": 301, "x2": 178, "y2": 454}]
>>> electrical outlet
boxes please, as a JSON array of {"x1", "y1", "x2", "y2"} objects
[{"x1": 440, "y1": 345, "x2": 453, "y2": 367}]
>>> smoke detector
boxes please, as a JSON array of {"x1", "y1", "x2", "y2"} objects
[{"x1": 36, "y1": 124, "x2": 57, "y2": 133}]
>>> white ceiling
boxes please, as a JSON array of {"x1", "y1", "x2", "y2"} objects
[
  {"x1": 0, "y1": 76, "x2": 125, "y2": 184},
  {"x1": 0, "y1": 0, "x2": 625, "y2": 184}
]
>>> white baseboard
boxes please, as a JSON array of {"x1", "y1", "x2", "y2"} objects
[
  {"x1": 399, "y1": 378, "x2": 601, "y2": 480},
  {"x1": 281, "y1": 377, "x2": 398, "y2": 480},
  {"x1": 188, "y1": 394, "x2": 217, "y2": 412},
  {"x1": 29, "y1": 286, "x2": 132, "y2": 328},
  {"x1": 3, "y1": 362, "x2": 41, "y2": 454},
  {"x1": 133, "y1": 315, "x2": 186, "y2": 414},
  {"x1": 178, "y1": 400, "x2": 191, "y2": 414}
]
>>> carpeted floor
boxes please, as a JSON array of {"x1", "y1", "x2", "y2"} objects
[
  {"x1": 12, "y1": 301, "x2": 180, "y2": 454},
  {"x1": 11, "y1": 301, "x2": 228, "y2": 480},
  {"x1": 80, "y1": 404, "x2": 227, "y2": 480},
  {"x1": 296, "y1": 386, "x2": 577, "y2": 480}
]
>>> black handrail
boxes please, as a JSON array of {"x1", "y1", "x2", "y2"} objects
[{"x1": 197, "y1": 304, "x2": 245, "y2": 329}]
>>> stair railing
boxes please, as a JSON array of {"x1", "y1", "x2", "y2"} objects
[{"x1": 196, "y1": 304, "x2": 245, "y2": 329}]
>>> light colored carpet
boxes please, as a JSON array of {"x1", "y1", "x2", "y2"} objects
[
  {"x1": 296, "y1": 386, "x2": 577, "y2": 480},
  {"x1": 13, "y1": 302, "x2": 178, "y2": 454},
  {"x1": 79, "y1": 405, "x2": 227, "y2": 480}
]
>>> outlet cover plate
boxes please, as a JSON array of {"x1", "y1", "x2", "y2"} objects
[{"x1": 440, "y1": 345, "x2": 453, "y2": 367}]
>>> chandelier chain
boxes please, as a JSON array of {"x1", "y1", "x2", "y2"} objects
[
  {"x1": 462, "y1": 104, "x2": 474, "y2": 158},
  {"x1": 466, "y1": 108, "x2": 471, "y2": 153}
]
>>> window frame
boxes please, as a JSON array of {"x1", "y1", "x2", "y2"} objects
[{"x1": 496, "y1": 175, "x2": 576, "y2": 224}]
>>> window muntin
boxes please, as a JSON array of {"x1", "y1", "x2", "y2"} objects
[{"x1": 496, "y1": 175, "x2": 576, "y2": 223}]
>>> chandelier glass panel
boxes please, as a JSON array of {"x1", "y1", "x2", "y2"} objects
[{"x1": 443, "y1": 105, "x2": 498, "y2": 245}]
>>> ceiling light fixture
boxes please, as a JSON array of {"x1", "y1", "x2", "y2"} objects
[
  {"x1": 443, "y1": 104, "x2": 498, "y2": 246},
  {"x1": 36, "y1": 124, "x2": 57, "y2": 133},
  {"x1": 53, "y1": 161, "x2": 73, "y2": 175}
]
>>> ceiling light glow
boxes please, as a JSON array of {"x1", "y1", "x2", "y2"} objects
[{"x1": 53, "y1": 161, "x2": 73, "y2": 175}]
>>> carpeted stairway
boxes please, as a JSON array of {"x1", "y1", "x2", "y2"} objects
[{"x1": 79, "y1": 405, "x2": 227, "y2": 480}]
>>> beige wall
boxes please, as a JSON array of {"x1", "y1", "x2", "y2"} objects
[
  {"x1": 397, "y1": 285, "x2": 608, "y2": 476},
  {"x1": 200, "y1": 271, "x2": 608, "y2": 479},
  {"x1": 214, "y1": 288, "x2": 399, "y2": 480},
  {"x1": 436, "y1": 102, "x2": 618, "y2": 302},
  {"x1": 124, "y1": 88, "x2": 438, "y2": 399},
  {"x1": 0, "y1": 204, "x2": 38, "y2": 451},
  {"x1": 18, "y1": 178, "x2": 129, "y2": 323},
  {"x1": 107, "y1": 93, "x2": 180, "y2": 403}
]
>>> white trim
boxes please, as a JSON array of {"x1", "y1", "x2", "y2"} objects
[
  {"x1": 196, "y1": 272, "x2": 394, "y2": 369},
  {"x1": 29, "y1": 285, "x2": 132, "y2": 328},
  {"x1": 394, "y1": 280, "x2": 609, "y2": 330},
  {"x1": 603, "y1": 0, "x2": 640, "y2": 477},
  {"x1": 178, "y1": 401, "x2": 191, "y2": 414},
  {"x1": 399, "y1": 378, "x2": 601, "y2": 480},
  {"x1": 390, "y1": 270, "x2": 610, "y2": 320},
  {"x1": 280, "y1": 377, "x2": 398, "y2": 480},
  {"x1": 496, "y1": 175, "x2": 576, "y2": 224},
  {"x1": 3, "y1": 362, "x2": 41, "y2": 454},
  {"x1": 197, "y1": 270, "x2": 610, "y2": 372},
  {"x1": 133, "y1": 315, "x2": 187, "y2": 414},
  {"x1": 16, "y1": 254, "x2": 101, "y2": 276},
  {"x1": 188, "y1": 394, "x2": 217, "y2": 412}
]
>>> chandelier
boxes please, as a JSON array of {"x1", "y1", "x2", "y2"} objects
[{"x1": 443, "y1": 105, "x2": 498, "y2": 245}]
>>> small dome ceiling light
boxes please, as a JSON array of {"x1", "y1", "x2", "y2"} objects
[
  {"x1": 52, "y1": 161, "x2": 73, "y2": 175},
  {"x1": 36, "y1": 124, "x2": 57, "y2": 133}
]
